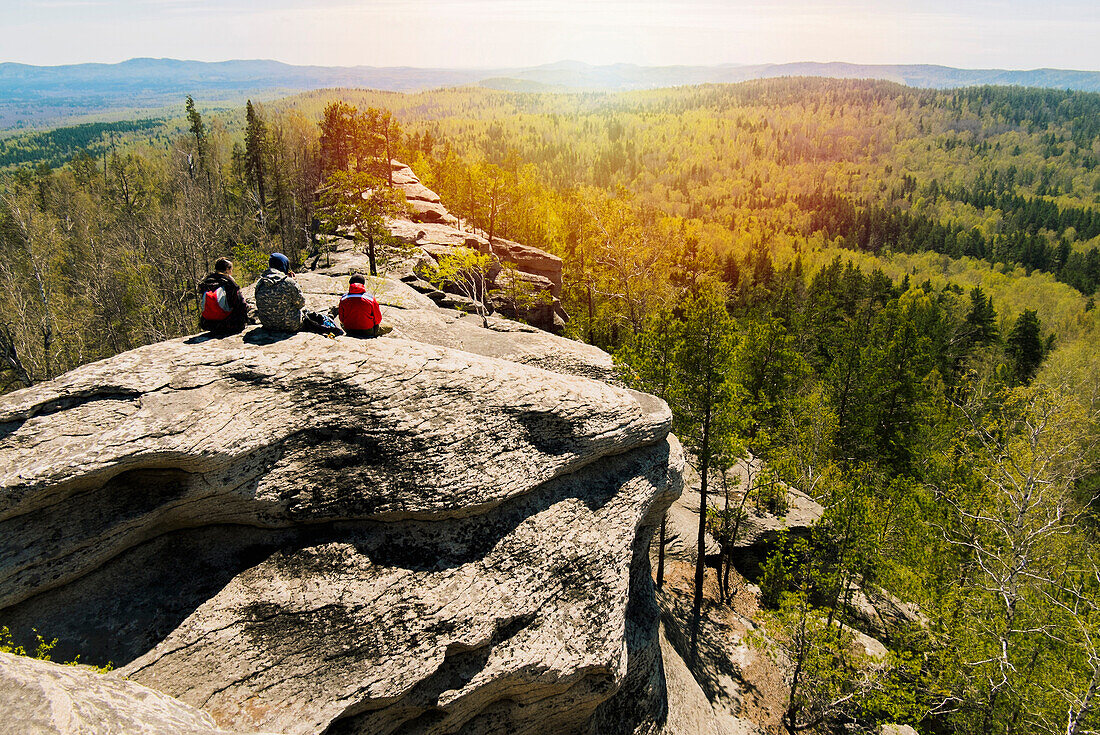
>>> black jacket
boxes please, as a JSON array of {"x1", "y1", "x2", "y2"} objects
[{"x1": 197, "y1": 271, "x2": 248, "y2": 333}]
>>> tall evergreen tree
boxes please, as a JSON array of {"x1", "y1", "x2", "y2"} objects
[
  {"x1": 244, "y1": 100, "x2": 267, "y2": 216},
  {"x1": 1006, "y1": 309, "x2": 1045, "y2": 383},
  {"x1": 184, "y1": 95, "x2": 206, "y2": 175},
  {"x1": 964, "y1": 286, "x2": 999, "y2": 346},
  {"x1": 668, "y1": 280, "x2": 741, "y2": 659}
]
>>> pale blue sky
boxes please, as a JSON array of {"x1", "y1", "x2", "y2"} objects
[{"x1": 4, "y1": 0, "x2": 1099, "y2": 70}]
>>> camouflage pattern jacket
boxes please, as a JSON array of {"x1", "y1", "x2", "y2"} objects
[{"x1": 255, "y1": 268, "x2": 306, "y2": 332}]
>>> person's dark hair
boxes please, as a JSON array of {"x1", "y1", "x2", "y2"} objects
[
  {"x1": 350, "y1": 274, "x2": 366, "y2": 286},
  {"x1": 214, "y1": 257, "x2": 233, "y2": 273}
]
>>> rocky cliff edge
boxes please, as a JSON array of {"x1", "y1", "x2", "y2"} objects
[{"x1": 0, "y1": 276, "x2": 682, "y2": 735}]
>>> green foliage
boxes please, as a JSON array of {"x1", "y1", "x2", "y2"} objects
[
  {"x1": 759, "y1": 533, "x2": 808, "y2": 608},
  {"x1": 0, "y1": 625, "x2": 112, "y2": 673},
  {"x1": 0, "y1": 624, "x2": 56, "y2": 660},
  {"x1": 0, "y1": 119, "x2": 165, "y2": 170},
  {"x1": 424, "y1": 247, "x2": 495, "y2": 326},
  {"x1": 230, "y1": 241, "x2": 270, "y2": 283},
  {"x1": 1006, "y1": 308, "x2": 1045, "y2": 383}
]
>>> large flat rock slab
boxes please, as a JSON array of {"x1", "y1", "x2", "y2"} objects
[
  {"x1": 1, "y1": 315, "x2": 680, "y2": 735},
  {"x1": 0, "y1": 331, "x2": 667, "y2": 609}
]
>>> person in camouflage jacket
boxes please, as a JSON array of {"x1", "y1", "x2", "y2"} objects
[{"x1": 255, "y1": 253, "x2": 306, "y2": 332}]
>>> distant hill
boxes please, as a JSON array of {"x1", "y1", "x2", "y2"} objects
[
  {"x1": 3, "y1": 57, "x2": 1100, "y2": 131},
  {"x1": 495, "y1": 61, "x2": 1100, "y2": 92}
]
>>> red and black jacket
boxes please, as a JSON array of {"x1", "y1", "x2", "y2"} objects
[
  {"x1": 197, "y1": 271, "x2": 247, "y2": 332},
  {"x1": 338, "y1": 283, "x2": 382, "y2": 333}
]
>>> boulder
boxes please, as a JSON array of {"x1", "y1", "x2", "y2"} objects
[
  {"x1": 490, "y1": 238, "x2": 564, "y2": 297},
  {"x1": 407, "y1": 199, "x2": 458, "y2": 225},
  {"x1": 657, "y1": 449, "x2": 723, "y2": 563},
  {"x1": 0, "y1": 652, "x2": 277, "y2": 735},
  {"x1": 731, "y1": 486, "x2": 823, "y2": 551},
  {"x1": 401, "y1": 181, "x2": 443, "y2": 204},
  {"x1": 489, "y1": 270, "x2": 566, "y2": 334},
  {"x1": 846, "y1": 625, "x2": 888, "y2": 661},
  {"x1": 0, "y1": 310, "x2": 679, "y2": 734},
  {"x1": 386, "y1": 161, "x2": 442, "y2": 204},
  {"x1": 386, "y1": 219, "x2": 489, "y2": 252},
  {"x1": 657, "y1": 452, "x2": 823, "y2": 573},
  {"x1": 880, "y1": 725, "x2": 919, "y2": 735},
  {"x1": 843, "y1": 577, "x2": 928, "y2": 640},
  {"x1": 390, "y1": 168, "x2": 419, "y2": 186},
  {"x1": 433, "y1": 291, "x2": 487, "y2": 313}
]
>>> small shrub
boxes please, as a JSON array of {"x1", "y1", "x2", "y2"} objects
[{"x1": 0, "y1": 625, "x2": 112, "y2": 672}]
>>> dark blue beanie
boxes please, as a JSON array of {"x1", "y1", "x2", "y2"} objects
[{"x1": 269, "y1": 253, "x2": 290, "y2": 273}]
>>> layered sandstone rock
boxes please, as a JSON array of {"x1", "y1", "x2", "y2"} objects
[
  {"x1": 660, "y1": 452, "x2": 823, "y2": 570},
  {"x1": 0, "y1": 652, "x2": 276, "y2": 735},
  {"x1": 382, "y1": 162, "x2": 566, "y2": 332},
  {"x1": 0, "y1": 284, "x2": 681, "y2": 735}
]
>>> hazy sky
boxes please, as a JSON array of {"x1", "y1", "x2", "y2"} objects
[{"x1": 5, "y1": 0, "x2": 1100, "y2": 70}]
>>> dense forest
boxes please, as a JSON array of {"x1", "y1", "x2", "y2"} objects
[
  {"x1": 3, "y1": 78, "x2": 1100, "y2": 735},
  {"x1": 0, "y1": 118, "x2": 167, "y2": 169}
]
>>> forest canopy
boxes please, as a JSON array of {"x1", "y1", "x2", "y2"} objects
[{"x1": 3, "y1": 77, "x2": 1100, "y2": 734}]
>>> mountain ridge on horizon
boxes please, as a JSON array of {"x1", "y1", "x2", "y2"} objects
[{"x1": 4, "y1": 57, "x2": 1100, "y2": 131}]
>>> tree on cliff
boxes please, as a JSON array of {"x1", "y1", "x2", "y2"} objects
[
  {"x1": 318, "y1": 101, "x2": 359, "y2": 177},
  {"x1": 367, "y1": 108, "x2": 402, "y2": 186},
  {"x1": 621, "y1": 277, "x2": 741, "y2": 660},
  {"x1": 617, "y1": 303, "x2": 679, "y2": 589},
  {"x1": 316, "y1": 170, "x2": 404, "y2": 275},
  {"x1": 426, "y1": 248, "x2": 495, "y2": 328},
  {"x1": 675, "y1": 280, "x2": 742, "y2": 661}
]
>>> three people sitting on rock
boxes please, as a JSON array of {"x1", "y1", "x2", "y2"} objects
[
  {"x1": 198, "y1": 257, "x2": 249, "y2": 335},
  {"x1": 200, "y1": 252, "x2": 384, "y2": 338},
  {"x1": 338, "y1": 274, "x2": 383, "y2": 338}
]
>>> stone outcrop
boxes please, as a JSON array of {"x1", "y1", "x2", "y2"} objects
[
  {"x1": 383, "y1": 162, "x2": 567, "y2": 333},
  {"x1": 0, "y1": 279, "x2": 680, "y2": 735},
  {"x1": 844, "y1": 577, "x2": 929, "y2": 641},
  {"x1": 880, "y1": 725, "x2": 919, "y2": 735},
  {"x1": 658, "y1": 452, "x2": 823, "y2": 571},
  {"x1": 390, "y1": 161, "x2": 457, "y2": 226},
  {"x1": 274, "y1": 244, "x2": 612, "y2": 382},
  {"x1": 0, "y1": 652, "x2": 277, "y2": 735}
]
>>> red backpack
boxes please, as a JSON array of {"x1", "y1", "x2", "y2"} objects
[{"x1": 202, "y1": 287, "x2": 233, "y2": 321}]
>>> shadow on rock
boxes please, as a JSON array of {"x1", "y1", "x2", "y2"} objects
[{"x1": 243, "y1": 327, "x2": 296, "y2": 345}]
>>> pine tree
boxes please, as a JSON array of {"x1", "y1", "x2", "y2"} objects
[
  {"x1": 669, "y1": 280, "x2": 741, "y2": 660},
  {"x1": 1006, "y1": 309, "x2": 1045, "y2": 383},
  {"x1": 964, "y1": 286, "x2": 998, "y2": 346},
  {"x1": 184, "y1": 95, "x2": 206, "y2": 175},
  {"x1": 244, "y1": 100, "x2": 267, "y2": 216}
]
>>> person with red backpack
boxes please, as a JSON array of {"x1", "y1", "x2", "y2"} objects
[
  {"x1": 338, "y1": 274, "x2": 383, "y2": 338},
  {"x1": 198, "y1": 257, "x2": 248, "y2": 335}
]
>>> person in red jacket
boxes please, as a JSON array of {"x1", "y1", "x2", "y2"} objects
[
  {"x1": 198, "y1": 257, "x2": 248, "y2": 335},
  {"x1": 338, "y1": 274, "x2": 383, "y2": 338}
]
